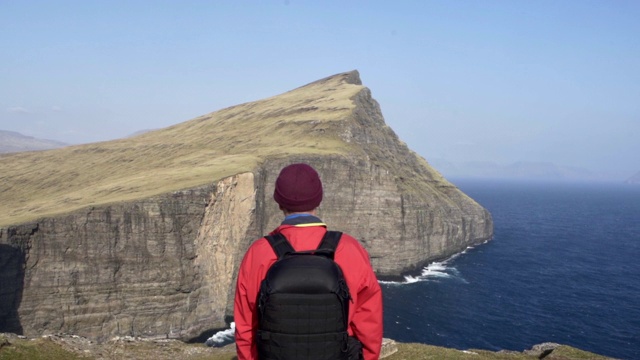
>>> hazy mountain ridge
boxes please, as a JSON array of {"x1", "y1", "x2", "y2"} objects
[
  {"x1": 127, "y1": 129, "x2": 156, "y2": 137},
  {"x1": 625, "y1": 171, "x2": 640, "y2": 184},
  {"x1": 430, "y1": 158, "x2": 618, "y2": 182},
  {"x1": 0, "y1": 130, "x2": 68, "y2": 153}
]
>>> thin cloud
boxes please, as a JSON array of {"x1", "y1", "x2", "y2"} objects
[
  {"x1": 454, "y1": 141, "x2": 477, "y2": 146},
  {"x1": 61, "y1": 129, "x2": 81, "y2": 135},
  {"x1": 7, "y1": 106, "x2": 31, "y2": 114},
  {"x1": 51, "y1": 106, "x2": 63, "y2": 112}
]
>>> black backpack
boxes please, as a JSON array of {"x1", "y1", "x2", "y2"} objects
[{"x1": 256, "y1": 231, "x2": 352, "y2": 360}]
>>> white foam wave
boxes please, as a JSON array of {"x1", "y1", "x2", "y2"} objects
[
  {"x1": 378, "y1": 279, "x2": 404, "y2": 285},
  {"x1": 205, "y1": 322, "x2": 235, "y2": 347},
  {"x1": 403, "y1": 275, "x2": 421, "y2": 283},
  {"x1": 420, "y1": 262, "x2": 451, "y2": 278},
  {"x1": 380, "y1": 263, "x2": 457, "y2": 285},
  {"x1": 379, "y1": 246, "x2": 481, "y2": 285}
]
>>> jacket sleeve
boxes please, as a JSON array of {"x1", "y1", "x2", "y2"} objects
[
  {"x1": 352, "y1": 267, "x2": 383, "y2": 360},
  {"x1": 345, "y1": 241, "x2": 383, "y2": 360},
  {"x1": 234, "y1": 249, "x2": 259, "y2": 360}
]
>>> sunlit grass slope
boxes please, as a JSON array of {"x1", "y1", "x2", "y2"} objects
[{"x1": 0, "y1": 72, "x2": 363, "y2": 227}]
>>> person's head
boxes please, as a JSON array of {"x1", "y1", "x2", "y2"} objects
[{"x1": 273, "y1": 163, "x2": 323, "y2": 213}]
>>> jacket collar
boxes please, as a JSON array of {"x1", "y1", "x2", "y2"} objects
[{"x1": 281, "y1": 214, "x2": 326, "y2": 227}]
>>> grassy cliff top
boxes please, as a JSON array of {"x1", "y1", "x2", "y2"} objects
[
  {"x1": 0, "y1": 71, "x2": 364, "y2": 227},
  {"x1": 0, "y1": 334, "x2": 616, "y2": 360}
]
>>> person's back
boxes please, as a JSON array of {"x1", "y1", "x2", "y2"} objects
[
  {"x1": 256, "y1": 230, "x2": 351, "y2": 359},
  {"x1": 234, "y1": 163, "x2": 383, "y2": 360}
]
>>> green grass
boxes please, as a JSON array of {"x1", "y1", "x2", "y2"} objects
[
  {"x1": 384, "y1": 343, "x2": 613, "y2": 360},
  {"x1": 0, "y1": 335, "x2": 614, "y2": 360},
  {"x1": 549, "y1": 345, "x2": 613, "y2": 359},
  {"x1": 0, "y1": 336, "x2": 91, "y2": 360},
  {"x1": 0, "y1": 72, "x2": 362, "y2": 227}
]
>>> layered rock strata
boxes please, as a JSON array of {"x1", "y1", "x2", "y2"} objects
[{"x1": 0, "y1": 71, "x2": 492, "y2": 341}]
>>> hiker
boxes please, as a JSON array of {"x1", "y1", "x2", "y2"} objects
[{"x1": 234, "y1": 163, "x2": 383, "y2": 360}]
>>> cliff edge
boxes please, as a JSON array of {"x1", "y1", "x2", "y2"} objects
[
  {"x1": 0, "y1": 333, "x2": 617, "y2": 360},
  {"x1": 0, "y1": 71, "x2": 493, "y2": 341}
]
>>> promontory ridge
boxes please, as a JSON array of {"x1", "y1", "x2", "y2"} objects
[{"x1": 0, "y1": 70, "x2": 492, "y2": 341}]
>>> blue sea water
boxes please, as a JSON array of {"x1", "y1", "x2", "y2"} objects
[{"x1": 382, "y1": 180, "x2": 640, "y2": 360}]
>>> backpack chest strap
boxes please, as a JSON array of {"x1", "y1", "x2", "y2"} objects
[{"x1": 265, "y1": 231, "x2": 343, "y2": 260}]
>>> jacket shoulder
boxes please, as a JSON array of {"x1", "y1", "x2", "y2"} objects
[{"x1": 336, "y1": 233, "x2": 368, "y2": 252}]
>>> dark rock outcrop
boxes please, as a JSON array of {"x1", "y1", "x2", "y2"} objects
[{"x1": 0, "y1": 71, "x2": 493, "y2": 341}]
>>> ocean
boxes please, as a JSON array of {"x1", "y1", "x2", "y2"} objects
[
  {"x1": 382, "y1": 179, "x2": 640, "y2": 360},
  {"x1": 209, "y1": 179, "x2": 640, "y2": 359}
]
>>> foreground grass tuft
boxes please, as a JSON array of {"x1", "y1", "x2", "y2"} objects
[{"x1": 0, "y1": 335, "x2": 90, "y2": 360}]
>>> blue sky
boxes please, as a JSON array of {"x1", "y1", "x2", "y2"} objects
[{"x1": 1, "y1": 1, "x2": 638, "y2": 178}]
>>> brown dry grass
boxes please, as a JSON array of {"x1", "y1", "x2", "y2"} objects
[{"x1": 0, "y1": 72, "x2": 362, "y2": 227}]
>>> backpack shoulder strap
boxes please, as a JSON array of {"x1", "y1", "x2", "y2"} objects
[
  {"x1": 264, "y1": 233, "x2": 295, "y2": 259},
  {"x1": 316, "y1": 231, "x2": 343, "y2": 260}
]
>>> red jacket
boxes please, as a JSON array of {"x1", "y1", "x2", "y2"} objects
[{"x1": 234, "y1": 218, "x2": 383, "y2": 360}]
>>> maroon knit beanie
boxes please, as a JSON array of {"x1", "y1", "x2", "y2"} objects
[{"x1": 273, "y1": 163, "x2": 323, "y2": 212}]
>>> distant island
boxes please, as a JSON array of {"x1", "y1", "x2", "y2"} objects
[
  {"x1": 626, "y1": 171, "x2": 640, "y2": 184},
  {"x1": 430, "y1": 158, "x2": 618, "y2": 182},
  {"x1": 0, "y1": 130, "x2": 68, "y2": 153}
]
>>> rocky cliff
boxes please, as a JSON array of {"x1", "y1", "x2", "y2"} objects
[{"x1": 0, "y1": 71, "x2": 493, "y2": 341}]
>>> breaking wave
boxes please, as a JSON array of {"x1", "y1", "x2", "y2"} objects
[
  {"x1": 205, "y1": 322, "x2": 235, "y2": 347},
  {"x1": 379, "y1": 245, "x2": 477, "y2": 285}
]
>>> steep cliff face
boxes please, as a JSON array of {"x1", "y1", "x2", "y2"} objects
[
  {"x1": 1, "y1": 187, "x2": 214, "y2": 340},
  {"x1": 0, "y1": 70, "x2": 492, "y2": 341}
]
